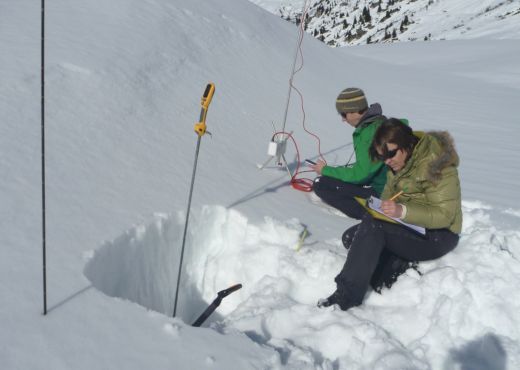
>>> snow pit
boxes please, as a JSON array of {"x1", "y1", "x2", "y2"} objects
[
  {"x1": 83, "y1": 203, "x2": 520, "y2": 368},
  {"x1": 83, "y1": 205, "x2": 317, "y2": 325}
]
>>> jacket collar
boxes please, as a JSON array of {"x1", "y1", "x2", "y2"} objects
[{"x1": 356, "y1": 103, "x2": 384, "y2": 131}]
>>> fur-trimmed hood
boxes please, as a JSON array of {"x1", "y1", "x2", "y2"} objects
[
  {"x1": 424, "y1": 131, "x2": 459, "y2": 182},
  {"x1": 409, "y1": 131, "x2": 459, "y2": 184}
]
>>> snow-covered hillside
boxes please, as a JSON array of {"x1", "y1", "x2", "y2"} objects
[
  {"x1": 250, "y1": 0, "x2": 520, "y2": 45},
  {"x1": 2, "y1": 0, "x2": 520, "y2": 369}
]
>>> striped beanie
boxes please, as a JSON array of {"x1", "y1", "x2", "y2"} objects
[{"x1": 336, "y1": 87, "x2": 368, "y2": 113}]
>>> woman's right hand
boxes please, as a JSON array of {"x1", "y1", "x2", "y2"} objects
[{"x1": 381, "y1": 200, "x2": 403, "y2": 218}]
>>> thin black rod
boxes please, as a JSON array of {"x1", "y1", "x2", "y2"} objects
[
  {"x1": 41, "y1": 0, "x2": 47, "y2": 315},
  {"x1": 173, "y1": 136, "x2": 202, "y2": 317}
]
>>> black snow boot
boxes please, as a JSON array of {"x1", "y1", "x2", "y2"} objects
[
  {"x1": 317, "y1": 290, "x2": 341, "y2": 308},
  {"x1": 317, "y1": 289, "x2": 357, "y2": 311}
]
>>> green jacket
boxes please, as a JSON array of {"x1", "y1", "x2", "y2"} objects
[
  {"x1": 321, "y1": 104, "x2": 388, "y2": 195},
  {"x1": 381, "y1": 131, "x2": 462, "y2": 234}
]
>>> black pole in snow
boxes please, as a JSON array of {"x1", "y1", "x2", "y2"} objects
[{"x1": 41, "y1": 0, "x2": 47, "y2": 315}]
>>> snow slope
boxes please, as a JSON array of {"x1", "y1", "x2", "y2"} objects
[
  {"x1": 249, "y1": 0, "x2": 520, "y2": 45},
  {"x1": 2, "y1": 0, "x2": 520, "y2": 369}
]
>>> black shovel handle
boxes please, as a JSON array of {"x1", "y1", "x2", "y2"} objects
[{"x1": 192, "y1": 284, "x2": 242, "y2": 327}]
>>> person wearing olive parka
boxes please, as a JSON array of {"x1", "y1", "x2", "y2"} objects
[{"x1": 319, "y1": 118, "x2": 462, "y2": 311}]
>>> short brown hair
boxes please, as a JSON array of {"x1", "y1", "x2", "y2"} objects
[{"x1": 370, "y1": 118, "x2": 418, "y2": 161}]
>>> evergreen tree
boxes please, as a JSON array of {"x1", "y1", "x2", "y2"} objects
[{"x1": 362, "y1": 6, "x2": 371, "y2": 23}]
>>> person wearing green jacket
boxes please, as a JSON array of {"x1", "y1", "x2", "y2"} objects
[
  {"x1": 318, "y1": 118, "x2": 462, "y2": 311},
  {"x1": 310, "y1": 87, "x2": 388, "y2": 219}
]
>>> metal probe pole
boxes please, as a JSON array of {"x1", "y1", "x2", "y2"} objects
[
  {"x1": 172, "y1": 83, "x2": 215, "y2": 318},
  {"x1": 172, "y1": 137, "x2": 202, "y2": 317}
]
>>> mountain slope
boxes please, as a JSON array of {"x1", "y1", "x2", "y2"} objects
[
  {"x1": 2, "y1": 0, "x2": 520, "y2": 369},
  {"x1": 251, "y1": 0, "x2": 520, "y2": 45}
]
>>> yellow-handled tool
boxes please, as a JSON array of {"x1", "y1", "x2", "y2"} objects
[
  {"x1": 194, "y1": 83, "x2": 215, "y2": 136},
  {"x1": 173, "y1": 83, "x2": 216, "y2": 318}
]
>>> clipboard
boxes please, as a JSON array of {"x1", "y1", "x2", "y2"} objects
[{"x1": 355, "y1": 196, "x2": 426, "y2": 235}]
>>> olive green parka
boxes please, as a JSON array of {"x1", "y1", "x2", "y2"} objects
[{"x1": 380, "y1": 131, "x2": 462, "y2": 234}]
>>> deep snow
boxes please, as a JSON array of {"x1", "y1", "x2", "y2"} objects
[{"x1": 2, "y1": 0, "x2": 520, "y2": 369}]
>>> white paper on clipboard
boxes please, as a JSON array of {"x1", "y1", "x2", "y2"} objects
[{"x1": 367, "y1": 196, "x2": 426, "y2": 235}]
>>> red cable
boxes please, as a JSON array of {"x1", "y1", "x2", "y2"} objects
[
  {"x1": 291, "y1": 85, "x2": 326, "y2": 164},
  {"x1": 272, "y1": 131, "x2": 315, "y2": 192},
  {"x1": 283, "y1": 2, "x2": 326, "y2": 192}
]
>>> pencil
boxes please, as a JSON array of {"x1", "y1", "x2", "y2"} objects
[{"x1": 389, "y1": 190, "x2": 404, "y2": 201}]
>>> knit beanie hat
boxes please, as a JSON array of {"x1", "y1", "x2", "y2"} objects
[{"x1": 336, "y1": 87, "x2": 368, "y2": 113}]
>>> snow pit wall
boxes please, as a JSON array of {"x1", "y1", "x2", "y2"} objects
[{"x1": 83, "y1": 205, "x2": 306, "y2": 324}]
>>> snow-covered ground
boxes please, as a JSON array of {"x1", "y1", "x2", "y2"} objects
[{"x1": 2, "y1": 0, "x2": 520, "y2": 369}]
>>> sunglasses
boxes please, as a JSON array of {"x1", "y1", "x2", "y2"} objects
[{"x1": 375, "y1": 148, "x2": 399, "y2": 161}]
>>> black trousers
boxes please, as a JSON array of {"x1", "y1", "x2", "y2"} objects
[
  {"x1": 335, "y1": 214, "x2": 459, "y2": 309},
  {"x1": 313, "y1": 176, "x2": 378, "y2": 219},
  {"x1": 342, "y1": 225, "x2": 417, "y2": 293}
]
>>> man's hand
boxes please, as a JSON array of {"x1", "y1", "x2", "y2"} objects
[
  {"x1": 380, "y1": 200, "x2": 403, "y2": 218},
  {"x1": 310, "y1": 160, "x2": 326, "y2": 174}
]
